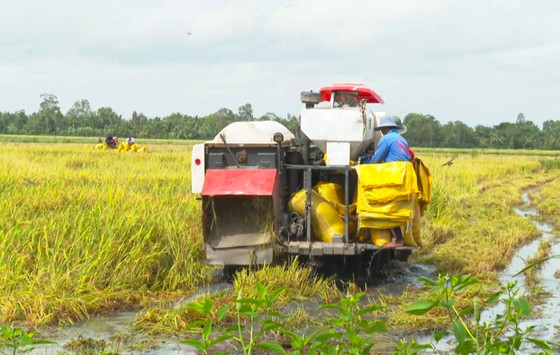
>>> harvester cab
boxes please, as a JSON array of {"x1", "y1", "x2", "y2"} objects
[{"x1": 191, "y1": 83, "x2": 424, "y2": 277}]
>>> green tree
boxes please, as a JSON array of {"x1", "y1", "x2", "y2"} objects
[
  {"x1": 95, "y1": 107, "x2": 125, "y2": 135},
  {"x1": 159, "y1": 113, "x2": 198, "y2": 139},
  {"x1": 238, "y1": 103, "x2": 254, "y2": 121},
  {"x1": 0, "y1": 111, "x2": 28, "y2": 134},
  {"x1": 275, "y1": 114, "x2": 299, "y2": 135},
  {"x1": 542, "y1": 120, "x2": 560, "y2": 149},
  {"x1": 38, "y1": 93, "x2": 64, "y2": 134},
  {"x1": 403, "y1": 113, "x2": 442, "y2": 147},
  {"x1": 440, "y1": 121, "x2": 478, "y2": 148},
  {"x1": 474, "y1": 125, "x2": 493, "y2": 148},
  {"x1": 65, "y1": 99, "x2": 93, "y2": 135},
  {"x1": 196, "y1": 108, "x2": 237, "y2": 139}
]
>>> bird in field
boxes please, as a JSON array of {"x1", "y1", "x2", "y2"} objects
[
  {"x1": 23, "y1": 178, "x2": 39, "y2": 186},
  {"x1": 442, "y1": 156, "x2": 457, "y2": 167}
]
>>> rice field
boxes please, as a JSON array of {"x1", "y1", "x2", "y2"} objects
[
  {"x1": 0, "y1": 143, "x2": 208, "y2": 325},
  {"x1": 1, "y1": 141, "x2": 560, "y2": 337}
]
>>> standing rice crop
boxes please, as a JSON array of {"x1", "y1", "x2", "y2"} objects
[{"x1": 0, "y1": 143, "x2": 210, "y2": 325}]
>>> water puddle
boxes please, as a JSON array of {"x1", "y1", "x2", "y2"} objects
[
  {"x1": 30, "y1": 262, "x2": 435, "y2": 354},
  {"x1": 422, "y1": 190, "x2": 560, "y2": 352}
]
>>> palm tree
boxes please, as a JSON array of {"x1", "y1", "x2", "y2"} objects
[{"x1": 489, "y1": 131, "x2": 504, "y2": 147}]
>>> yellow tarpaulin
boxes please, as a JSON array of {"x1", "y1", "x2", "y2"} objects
[
  {"x1": 356, "y1": 161, "x2": 418, "y2": 229},
  {"x1": 412, "y1": 157, "x2": 432, "y2": 214}
]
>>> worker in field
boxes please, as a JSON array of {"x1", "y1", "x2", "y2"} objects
[
  {"x1": 368, "y1": 115, "x2": 412, "y2": 248},
  {"x1": 126, "y1": 136, "x2": 135, "y2": 146},
  {"x1": 368, "y1": 116, "x2": 412, "y2": 163},
  {"x1": 105, "y1": 134, "x2": 119, "y2": 149}
]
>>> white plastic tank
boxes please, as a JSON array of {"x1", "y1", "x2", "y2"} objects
[{"x1": 300, "y1": 107, "x2": 385, "y2": 164}]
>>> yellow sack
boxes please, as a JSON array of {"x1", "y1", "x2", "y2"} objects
[
  {"x1": 412, "y1": 157, "x2": 432, "y2": 214},
  {"x1": 313, "y1": 181, "x2": 357, "y2": 216},
  {"x1": 313, "y1": 181, "x2": 343, "y2": 204},
  {"x1": 368, "y1": 226, "x2": 416, "y2": 247},
  {"x1": 371, "y1": 229, "x2": 392, "y2": 247},
  {"x1": 402, "y1": 223, "x2": 417, "y2": 247},
  {"x1": 411, "y1": 194, "x2": 422, "y2": 246},
  {"x1": 117, "y1": 142, "x2": 130, "y2": 152},
  {"x1": 288, "y1": 189, "x2": 344, "y2": 243}
]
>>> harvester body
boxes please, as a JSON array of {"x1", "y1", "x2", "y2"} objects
[{"x1": 191, "y1": 83, "x2": 421, "y2": 275}]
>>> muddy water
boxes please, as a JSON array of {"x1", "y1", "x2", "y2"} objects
[
  {"x1": 31, "y1": 313, "x2": 196, "y2": 354},
  {"x1": 31, "y1": 277, "x2": 244, "y2": 354},
  {"x1": 493, "y1": 192, "x2": 560, "y2": 347},
  {"x1": 31, "y1": 264, "x2": 435, "y2": 354},
  {"x1": 32, "y1": 281, "x2": 236, "y2": 354},
  {"x1": 31, "y1": 189, "x2": 558, "y2": 354},
  {"x1": 419, "y1": 191, "x2": 560, "y2": 352}
]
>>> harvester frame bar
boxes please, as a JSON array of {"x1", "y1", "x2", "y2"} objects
[{"x1": 285, "y1": 241, "x2": 415, "y2": 256}]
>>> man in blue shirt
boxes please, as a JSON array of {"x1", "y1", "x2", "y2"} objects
[
  {"x1": 368, "y1": 115, "x2": 411, "y2": 248},
  {"x1": 368, "y1": 115, "x2": 412, "y2": 163}
]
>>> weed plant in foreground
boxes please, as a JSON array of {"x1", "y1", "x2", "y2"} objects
[
  {"x1": 176, "y1": 274, "x2": 559, "y2": 354},
  {"x1": 135, "y1": 260, "x2": 342, "y2": 334}
]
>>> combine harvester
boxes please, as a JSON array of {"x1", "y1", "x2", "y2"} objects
[{"x1": 191, "y1": 83, "x2": 430, "y2": 279}]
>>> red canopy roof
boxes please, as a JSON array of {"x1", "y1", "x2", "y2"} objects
[{"x1": 319, "y1": 83, "x2": 384, "y2": 104}]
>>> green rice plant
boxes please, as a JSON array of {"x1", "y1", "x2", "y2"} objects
[
  {"x1": 181, "y1": 282, "x2": 390, "y2": 354},
  {"x1": 401, "y1": 274, "x2": 560, "y2": 354},
  {"x1": 309, "y1": 291, "x2": 387, "y2": 354},
  {"x1": 182, "y1": 282, "x2": 287, "y2": 355},
  {"x1": 0, "y1": 324, "x2": 54, "y2": 354}
]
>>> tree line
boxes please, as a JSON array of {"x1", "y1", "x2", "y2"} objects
[{"x1": 1, "y1": 94, "x2": 559, "y2": 150}]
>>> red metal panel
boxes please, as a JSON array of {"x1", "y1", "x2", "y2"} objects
[
  {"x1": 201, "y1": 169, "x2": 278, "y2": 196},
  {"x1": 319, "y1": 83, "x2": 385, "y2": 104}
]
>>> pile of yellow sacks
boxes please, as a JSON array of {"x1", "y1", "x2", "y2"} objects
[
  {"x1": 287, "y1": 160, "x2": 430, "y2": 247},
  {"x1": 288, "y1": 186, "x2": 346, "y2": 243},
  {"x1": 117, "y1": 142, "x2": 148, "y2": 152}
]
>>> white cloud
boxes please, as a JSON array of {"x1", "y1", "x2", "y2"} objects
[{"x1": 1, "y1": 0, "x2": 560, "y2": 126}]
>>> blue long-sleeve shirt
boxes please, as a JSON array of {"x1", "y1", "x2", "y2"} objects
[{"x1": 365, "y1": 129, "x2": 412, "y2": 163}]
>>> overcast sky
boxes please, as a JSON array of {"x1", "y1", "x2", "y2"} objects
[{"x1": 1, "y1": 0, "x2": 559, "y2": 127}]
